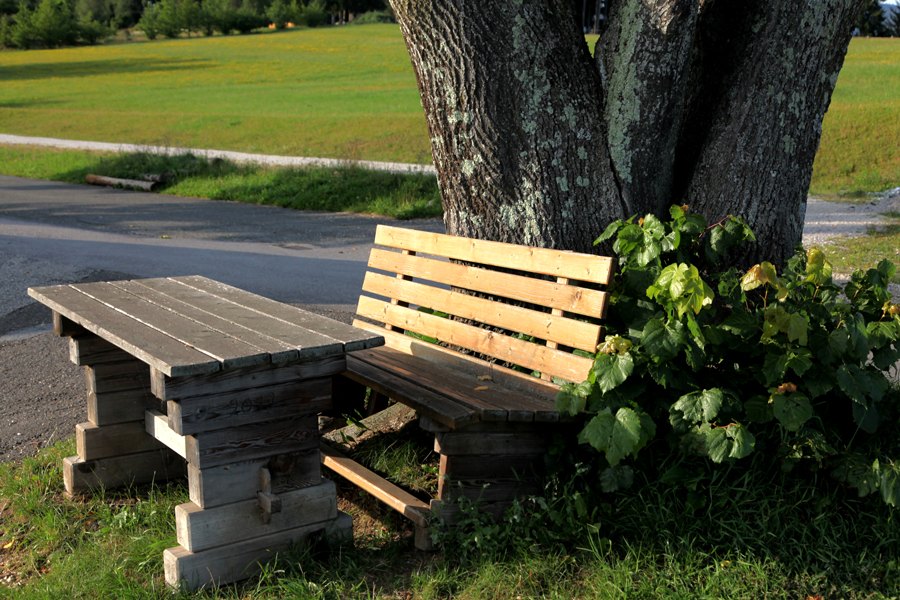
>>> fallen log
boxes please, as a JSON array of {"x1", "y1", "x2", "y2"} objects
[{"x1": 85, "y1": 174, "x2": 157, "y2": 192}]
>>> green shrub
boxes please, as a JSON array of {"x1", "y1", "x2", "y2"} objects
[
  {"x1": 136, "y1": 2, "x2": 159, "y2": 39},
  {"x1": 231, "y1": 3, "x2": 265, "y2": 33},
  {"x1": 0, "y1": 13, "x2": 15, "y2": 46},
  {"x1": 31, "y1": 0, "x2": 78, "y2": 47},
  {"x1": 155, "y1": 0, "x2": 182, "y2": 38},
  {"x1": 9, "y1": 4, "x2": 34, "y2": 47},
  {"x1": 556, "y1": 206, "x2": 900, "y2": 505},
  {"x1": 77, "y1": 16, "x2": 112, "y2": 43},
  {"x1": 350, "y1": 9, "x2": 393, "y2": 25},
  {"x1": 265, "y1": 0, "x2": 291, "y2": 28},
  {"x1": 297, "y1": 0, "x2": 323, "y2": 27}
]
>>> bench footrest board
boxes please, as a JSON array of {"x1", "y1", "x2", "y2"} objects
[
  {"x1": 319, "y1": 442, "x2": 430, "y2": 528},
  {"x1": 164, "y1": 511, "x2": 352, "y2": 591}
]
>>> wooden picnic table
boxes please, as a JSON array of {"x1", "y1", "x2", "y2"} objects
[{"x1": 28, "y1": 275, "x2": 384, "y2": 590}]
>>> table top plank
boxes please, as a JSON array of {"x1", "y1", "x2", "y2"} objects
[
  {"x1": 27, "y1": 285, "x2": 220, "y2": 377},
  {"x1": 131, "y1": 278, "x2": 345, "y2": 361},
  {"x1": 113, "y1": 279, "x2": 299, "y2": 364},
  {"x1": 71, "y1": 282, "x2": 270, "y2": 370},
  {"x1": 171, "y1": 276, "x2": 384, "y2": 352}
]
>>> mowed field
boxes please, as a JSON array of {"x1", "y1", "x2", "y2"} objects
[{"x1": 0, "y1": 27, "x2": 898, "y2": 193}]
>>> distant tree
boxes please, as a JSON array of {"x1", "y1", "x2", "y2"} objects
[
  {"x1": 857, "y1": 0, "x2": 886, "y2": 35},
  {"x1": 32, "y1": 0, "x2": 78, "y2": 46},
  {"x1": 78, "y1": 16, "x2": 113, "y2": 42},
  {"x1": 0, "y1": 13, "x2": 15, "y2": 45},
  {"x1": 10, "y1": 2, "x2": 35, "y2": 46},
  {"x1": 0, "y1": 0, "x2": 19, "y2": 15},
  {"x1": 75, "y1": 0, "x2": 111, "y2": 24},
  {"x1": 265, "y1": 0, "x2": 290, "y2": 28},
  {"x1": 136, "y1": 0, "x2": 160, "y2": 38},
  {"x1": 112, "y1": 0, "x2": 141, "y2": 27},
  {"x1": 178, "y1": 0, "x2": 200, "y2": 35},
  {"x1": 887, "y1": 4, "x2": 900, "y2": 35},
  {"x1": 155, "y1": 0, "x2": 182, "y2": 37}
]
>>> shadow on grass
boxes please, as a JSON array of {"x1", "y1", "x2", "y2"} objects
[
  {"x1": 0, "y1": 58, "x2": 213, "y2": 82},
  {"x1": 54, "y1": 151, "x2": 443, "y2": 220}
]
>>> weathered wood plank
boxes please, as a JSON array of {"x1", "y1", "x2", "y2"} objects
[
  {"x1": 368, "y1": 248, "x2": 610, "y2": 318},
  {"x1": 164, "y1": 511, "x2": 352, "y2": 590},
  {"x1": 437, "y1": 453, "x2": 544, "y2": 502},
  {"x1": 113, "y1": 280, "x2": 299, "y2": 363},
  {"x1": 168, "y1": 377, "x2": 332, "y2": 436},
  {"x1": 353, "y1": 345, "x2": 558, "y2": 421},
  {"x1": 170, "y1": 276, "x2": 384, "y2": 352},
  {"x1": 87, "y1": 388, "x2": 156, "y2": 427},
  {"x1": 70, "y1": 333, "x2": 134, "y2": 366},
  {"x1": 374, "y1": 225, "x2": 616, "y2": 285},
  {"x1": 434, "y1": 432, "x2": 549, "y2": 456},
  {"x1": 319, "y1": 442, "x2": 430, "y2": 528},
  {"x1": 362, "y1": 272, "x2": 601, "y2": 353},
  {"x1": 85, "y1": 360, "x2": 151, "y2": 394},
  {"x1": 63, "y1": 450, "x2": 185, "y2": 496},
  {"x1": 345, "y1": 355, "x2": 483, "y2": 427},
  {"x1": 353, "y1": 321, "x2": 565, "y2": 406},
  {"x1": 145, "y1": 409, "x2": 188, "y2": 458},
  {"x1": 356, "y1": 296, "x2": 594, "y2": 383},
  {"x1": 28, "y1": 285, "x2": 220, "y2": 377},
  {"x1": 151, "y1": 355, "x2": 345, "y2": 402},
  {"x1": 71, "y1": 282, "x2": 269, "y2": 370},
  {"x1": 53, "y1": 311, "x2": 87, "y2": 336},
  {"x1": 188, "y1": 450, "x2": 321, "y2": 509},
  {"x1": 76, "y1": 421, "x2": 165, "y2": 461},
  {"x1": 175, "y1": 479, "x2": 337, "y2": 552},
  {"x1": 185, "y1": 415, "x2": 319, "y2": 469}
]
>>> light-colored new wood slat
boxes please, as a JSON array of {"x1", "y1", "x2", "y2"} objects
[
  {"x1": 368, "y1": 248, "x2": 609, "y2": 318},
  {"x1": 356, "y1": 296, "x2": 594, "y2": 383},
  {"x1": 362, "y1": 272, "x2": 601, "y2": 353},
  {"x1": 114, "y1": 280, "x2": 298, "y2": 363},
  {"x1": 353, "y1": 321, "x2": 564, "y2": 403},
  {"x1": 71, "y1": 282, "x2": 269, "y2": 370},
  {"x1": 345, "y1": 356, "x2": 484, "y2": 426},
  {"x1": 28, "y1": 285, "x2": 220, "y2": 377},
  {"x1": 374, "y1": 225, "x2": 616, "y2": 285},
  {"x1": 319, "y1": 442, "x2": 430, "y2": 528},
  {"x1": 353, "y1": 346, "x2": 558, "y2": 421},
  {"x1": 170, "y1": 275, "x2": 383, "y2": 353},
  {"x1": 145, "y1": 409, "x2": 188, "y2": 458},
  {"x1": 132, "y1": 277, "x2": 345, "y2": 362}
]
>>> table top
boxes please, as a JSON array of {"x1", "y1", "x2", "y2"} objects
[{"x1": 28, "y1": 275, "x2": 384, "y2": 378}]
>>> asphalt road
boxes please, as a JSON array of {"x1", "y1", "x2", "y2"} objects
[{"x1": 0, "y1": 175, "x2": 443, "y2": 461}]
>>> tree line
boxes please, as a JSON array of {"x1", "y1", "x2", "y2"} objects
[
  {"x1": 858, "y1": 0, "x2": 900, "y2": 36},
  {"x1": 0, "y1": 0, "x2": 388, "y2": 48}
]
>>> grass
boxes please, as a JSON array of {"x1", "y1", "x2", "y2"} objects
[
  {"x1": 823, "y1": 215, "x2": 900, "y2": 283},
  {"x1": 1, "y1": 28, "x2": 898, "y2": 194},
  {"x1": 3, "y1": 432, "x2": 900, "y2": 598},
  {"x1": 0, "y1": 144, "x2": 443, "y2": 219}
]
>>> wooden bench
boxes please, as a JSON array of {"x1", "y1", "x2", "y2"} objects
[
  {"x1": 321, "y1": 225, "x2": 615, "y2": 549},
  {"x1": 28, "y1": 276, "x2": 384, "y2": 590}
]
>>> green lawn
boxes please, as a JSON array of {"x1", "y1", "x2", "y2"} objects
[{"x1": 1, "y1": 28, "x2": 898, "y2": 194}]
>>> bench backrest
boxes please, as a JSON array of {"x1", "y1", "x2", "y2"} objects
[{"x1": 356, "y1": 225, "x2": 616, "y2": 384}]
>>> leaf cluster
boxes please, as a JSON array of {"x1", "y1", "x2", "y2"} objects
[{"x1": 557, "y1": 206, "x2": 900, "y2": 505}]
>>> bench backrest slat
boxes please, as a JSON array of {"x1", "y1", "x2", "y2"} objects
[
  {"x1": 367, "y1": 248, "x2": 609, "y2": 318},
  {"x1": 356, "y1": 296, "x2": 595, "y2": 383},
  {"x1": 374, "y1": 226, "x2": 616, "y2": 285},
  {"x1": 362, "y1": 272, "x2": 601, "y2": 353}
]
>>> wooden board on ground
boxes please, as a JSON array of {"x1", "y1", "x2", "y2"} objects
[{"x1": 76, "y1": 421, "x2": 164, "y2": 461}]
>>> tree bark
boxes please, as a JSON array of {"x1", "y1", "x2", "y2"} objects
[{"x1": 392, "y1": 0, "x2": 863, "y2": 268}]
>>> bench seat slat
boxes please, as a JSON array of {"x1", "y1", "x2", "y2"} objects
[
  {"x1": 171, "y1": 276, "x2": 384, "y2": 353},
  {"x1": 368, "y1": 248, "x2": 609, "y2": 318},
  {"x1": 362, "y1": 272, "x2": 601, "y2": 353},
  {"x1": 27, "y1": 285, "x2": 220, "y2": 377},
  {"x1": 374, "y1": 225, "x2": 615, "y2": 285},
  {"x1": 356, "y1": 296, "x2": 594, "y2": 383},
  {"x1": 72, "y1": 282, "x2": 270, "y2": 370},
  {"x1": 352, "y1": 346, "x2": 558, "y2": 422},
  {"x1": 112, "y1": 280, "x2": 300, "y2": 363},
  {"x1": 345, "y1": 356, "x2": 481, "y2": 428}
]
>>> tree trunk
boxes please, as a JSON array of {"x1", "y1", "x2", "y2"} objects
[{"x1": 391, "y1": 0, "x2": 862, "y2": 268}]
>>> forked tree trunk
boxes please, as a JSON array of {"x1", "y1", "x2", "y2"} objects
[{"x1": 391, "y1": 0, "x2": 862, "y2": 268}]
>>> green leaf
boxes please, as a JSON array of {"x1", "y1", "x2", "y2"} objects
[
  {"x1": 873, "y1": 344, "x2": 900, "y2": 371},
  {"x1": 852, "y1": 400, "x2": 880, "y2": 434},
  {"x1": 832, "y1": 454, "x2": 880, "y2": 497},
  {"x1": 641, "y1": 318, "x2": 684, "y2": 362},
  {"x1": 837, "y1": 364, "x2": 871, "y2": 405},
  {"x1": 772, "y1": 393, "x2": 813, "y2": 431},
  {"x1": 847, "y1": 313, "x2": 870, "y2": 362},
  {"x1": 867, "y1": 320, "x2": 898, "y2": 348},
  {"x1": 577, "y1": 407, "x2": 644, "y2": 466},
  {"x1": 555, "y1": 384, "x2": 587, "y2": 417},
  {"x1": 721, "y1": 310, "x2": 758, "y2": 337},
  {"x1": 673, "y1": 389, "x2": 724, "y2": 423},
  {"x1": 880, "y1": 461, "x2": 900, "y2": 507},
  {"x1": 599, "y1": 465, "x2": 634, "y2": 492},
  {"x1": 805, "y1": 375, "x2": 833, "y2": 399},
  {"x1": 785, "y1": 312, "x2": 809, "y2": 346},
  {"x1": 592, "y1": 353, "x2": 634, "y2": 394},
  {"x1": 727, "y1": 424, "x2": 755, "y2": 459},
  {"x1": 762, "y1": 352, "x2": 789, "y2": 386},
  {"x1": 787, "y1": 351, "x2": 813, "y2": 378},
  {"x1": 595, "y1": 219, "x2": 623, "y2": 245},
  {"x1": 705, "y1": 428, "x2": 730, "y2": 463},
  {"x1": 744, "y1": 395, "x2": 774, "y2": 423}
]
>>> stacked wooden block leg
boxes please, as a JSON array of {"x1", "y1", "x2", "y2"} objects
[
  {"x1": 62, "y1": 324, "x2": 183, "y2": 496},
  {"x1": 149, "y1": 356, "x2": 352, "y2": 590}
]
